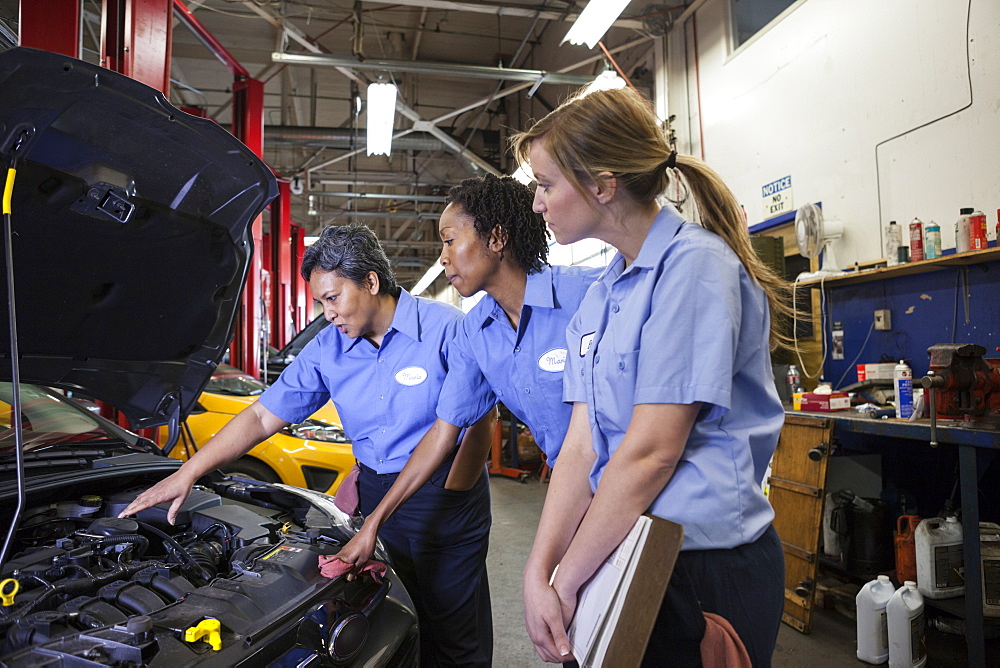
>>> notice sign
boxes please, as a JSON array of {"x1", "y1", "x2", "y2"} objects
[{"x1": 762, "y1": 176, "x2": 793, "y2": 220}]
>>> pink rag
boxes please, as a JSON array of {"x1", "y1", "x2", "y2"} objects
[
  {"x1": 333, "y1": 464, "x2": 361, "y2": 515},
  {"x1": 318, "y1": 554, "x2": 387, "y2": 583},
  {"x1": 700, "y1": 612, "x2": 752, "y2": 668}
]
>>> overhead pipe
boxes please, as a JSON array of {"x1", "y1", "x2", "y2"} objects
[
  {"x1": 310, "y1": 191, "x2": 448, "y2": 203},
  {"x1": 265, "y1": 126, "x2": 445, "y2": 151},
  {"x1": 271, "y1": 51, "x2": 596, "y2": 86},
  {"x1": 314, "y1": 210, "x2": 441, "y2": 220}
]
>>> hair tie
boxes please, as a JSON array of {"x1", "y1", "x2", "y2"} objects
[{"x1": 665, "y1": 150, "x2": 677, "y2": 170}]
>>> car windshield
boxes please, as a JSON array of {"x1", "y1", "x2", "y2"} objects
[
  {"x1": 0, "y1": 383, "x2": 114, "y2": 453},
  {"x1": 206, "y1": 373, "x2": 267, "y2": 397}
]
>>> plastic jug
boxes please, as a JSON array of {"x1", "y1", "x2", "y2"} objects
[
  {"x1": 894, "y1": 516, "x2": 920, "y2": 584},
  {"x1": 981, "y1": 522, "x2": 1000, "y2": 618},
  {"x1": 857, "y1": 575, "x2": 894, "y2": 664},
  {"x1": 887, "y1": 582, "x2": 926, "y2": 667},
  {"x1": 915, "y1": 516, "x2": 964, "y2": 599}
]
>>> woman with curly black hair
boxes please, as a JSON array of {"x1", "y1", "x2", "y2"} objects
[{"x1": 334, "y1": 172, "x2": 602, "y2": 587}]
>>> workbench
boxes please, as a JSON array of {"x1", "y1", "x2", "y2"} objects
[{"x1": 781, "y1": 410, "x2": 998, "y2": 666}]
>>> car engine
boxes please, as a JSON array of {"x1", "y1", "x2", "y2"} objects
[{"x1": 0, "y1": 477, "x2": 417, "y2": 666}]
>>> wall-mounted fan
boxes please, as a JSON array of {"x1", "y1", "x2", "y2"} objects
[{"x1": 795, "y1": 202, "x2": 845, "y2": 281}]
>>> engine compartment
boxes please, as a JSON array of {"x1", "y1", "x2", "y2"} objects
[{"x1": 0, "y1": 477, "x2": 416, "y2": 666}]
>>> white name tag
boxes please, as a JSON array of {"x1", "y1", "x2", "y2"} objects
[
  {"x1": 537, "y1": 348, "x2": 567, "y2": 372},
  {"x1": 579, "y1": 333, "x2": 595, "y2": 357},
  {"x1": 394, "y1": 366, "x2": 428, "y2": 386}
]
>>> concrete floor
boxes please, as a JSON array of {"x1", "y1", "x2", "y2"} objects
[{"x1": 486, "y1": 476, "x2": 979, "y2": 666}]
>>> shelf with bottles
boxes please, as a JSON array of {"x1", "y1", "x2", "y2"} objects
[{"x1": 795, "y1": 244, "x2": 1000, "y2": 289}]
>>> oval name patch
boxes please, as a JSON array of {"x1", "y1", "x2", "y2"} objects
[
  {"x1": 395, "y1": 366, "x2": 428, "y2": 386},
  {"x1": 538, "y1": 348, "x2": 567, "y2": 372}
]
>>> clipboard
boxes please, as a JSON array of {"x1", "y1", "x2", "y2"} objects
[{"x1": 568, "y1": 515, "x2": 684, "y2": 667}]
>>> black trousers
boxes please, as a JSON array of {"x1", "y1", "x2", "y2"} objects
[
  {"x1": 359, "y1": 460, "x2": 493, "y2": 667},
  {"x1": 641, "y1": 524, "x2": 785, "y2": 668}
]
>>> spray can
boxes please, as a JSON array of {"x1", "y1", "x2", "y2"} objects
[
  {"x1": 970, "y1": 210, "x2": 988, "y2": 250},
  {"x1": 894, "y1": 360, "x2": 913, "y2": 419},
  {"x1": 885, "y1": 221, "x2": 901, "y2": 267},
  {"x1": 857, "y1": 575, "x2": 895, "y2": 664},
  {"x1": 887, "y1": 582, "x2": 926, "y2": 668},
  {"x1": 908, "y1": 219, "x2": 924, "y2": 261},
  {"x1": 923, "y1": 221, "x2": 941, "y2": 259},
  {"x1": 956, "y1": 208, "x2": 972, "y2": 253}
]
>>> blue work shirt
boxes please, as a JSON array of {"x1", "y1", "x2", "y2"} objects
[
  {"x1": 564, "y1": 206, "x2": 784, "y2": 551},
  {"x1": 260, "y1": 289, "x2": 492, "y2": 474},
  {"x1": 437, "y1": 265, "x2": 602, "y2": 466}
]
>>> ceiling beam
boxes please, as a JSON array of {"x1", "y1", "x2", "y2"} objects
[
  {"x1": 271, "y1": 52, "x2": 597, "y2": 86},
  {"x1": 360, "y1": 0, "x2": 644, "y2": 30}
]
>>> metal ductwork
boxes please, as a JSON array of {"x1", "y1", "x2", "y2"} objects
[
  {"x1": 271, "y1": 52, "x2": 597, "y2": 86},
  {"x1": 265, "y1": 126, "x2": 445, "y2": 151}
]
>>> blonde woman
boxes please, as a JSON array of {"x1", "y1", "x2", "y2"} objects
[{"x1": 512, "y1": 87, "x2": 792, "y2": 666}]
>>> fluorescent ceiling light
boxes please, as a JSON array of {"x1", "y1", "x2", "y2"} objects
[
  {"x1": 582, "y1": 69, "x2": 627, "y2": 96},
  {"x1": 562, "y1": 0, "x2": 632, "y2": 49},
  {"x1": 411, "y1": 263, "x2": 444, "y2": 296},
  {"x1": 511, "y1": 165, "x2": 533, "y2": 185},
  {"x1": 303, "y1": 236, "x2": 320, "y2": 246},
  {"x1": 367, "y1": 82, "x2": 397, "y2": 156}
]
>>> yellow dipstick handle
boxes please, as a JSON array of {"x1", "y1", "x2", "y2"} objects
[
  {"x1": 1, "y1": 578, "x2": 19, "y2": 607},
  {"x1": 2, "y1": 168, "x2": 15, "y2": 214},
  {"x1": 184, "y1": 618, "x2": 222, "y2": 650}
]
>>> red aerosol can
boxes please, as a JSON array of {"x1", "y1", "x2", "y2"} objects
[
  {"x1": 909, "y1": 218, "x2": 925, "y2": 261},
  {"x1": 971, "y1": 210, "x2": 988, "y2": 250}
]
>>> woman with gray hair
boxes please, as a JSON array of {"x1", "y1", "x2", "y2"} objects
[{"x1": 121, "y1": 222, "x2": 497, "y2": 666}]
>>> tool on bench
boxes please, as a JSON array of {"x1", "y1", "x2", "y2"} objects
[{"x1": 919, "y1": 343, "x2": 999, "y2": 447}]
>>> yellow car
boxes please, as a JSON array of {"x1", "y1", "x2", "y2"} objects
[{"x1": 161, "y1": 365, "x2": 354, "y2": 495}]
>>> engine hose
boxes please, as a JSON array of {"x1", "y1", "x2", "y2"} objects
[
  {"x1": 98, "y1": 534, "x2": 149, "y2": 558},
  {"x1": 197, "y1": 523, "x2": 233, "y2": 551},
  {"x1": 0, "y1": 560, "x2": 168, "y2": 630},
  {"x1": 185, "y1": 541, "x2": 223, "y2": 579},
  {"x1": 135, "y1": 521, "x2": 213, "y2": 584}
]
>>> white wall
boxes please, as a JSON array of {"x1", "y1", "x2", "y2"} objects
[{"x1": 665, "y1": 0, "x2": 1000, "y2": 265}]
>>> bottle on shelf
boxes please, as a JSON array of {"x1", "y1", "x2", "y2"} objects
[
  {"x1": 956, "y1": 208, "x2": 972, "y2": 254},
  {"x1": 785, "y1": 364, "x2": 803, "y2": 402},
  {"x1": 970, "y1": 210, "x2": 988, "y2": 250},
  {"x1": 908, "y1": 218, "x2": 924, "y2": 262},
  {"x1": 923, "y1": 221, "x2": 941, "y2": 259},
  {"x1": 893, "y1": 360, "x2": 913, "y2": 419},
  {"x1": 915, "y1": 516, "x2": 965, "y2": 599},
  {"x1": 885, "y1": 220, "x2": 901, "y2": 266}
]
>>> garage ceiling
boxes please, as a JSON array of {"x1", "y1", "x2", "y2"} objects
[{"x1": 0, "y1": 0, "x2": 683, "y2": 288}]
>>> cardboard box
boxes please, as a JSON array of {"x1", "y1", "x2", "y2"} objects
[
  {"x1": 793, "y1": 391, "x2": 851, "y2": 411},
  {"x1": 856, "y1": 363, "x2": 895, "y2": 382}
]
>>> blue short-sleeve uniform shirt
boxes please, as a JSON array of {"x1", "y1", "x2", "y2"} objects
[
  {"x1": 564, "y1": 206, "x2": 784, "y2": 550},
  {"x1": 260, "y1": 289, "x2": 492, "y2": 474},
  {"x1": 437, "y1": 265, "x2": 602, "y2": 465}
]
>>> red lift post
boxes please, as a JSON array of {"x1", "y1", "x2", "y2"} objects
[
  {"x1": 19, "y1": 0, "x2": 80, "y2": 57},
  {"x1": 270, "y1": 181, "x2": 294, "y2": 349}
]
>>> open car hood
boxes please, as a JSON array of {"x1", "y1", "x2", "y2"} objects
[{"x1": 0, "y1": 48, "x2": 277, "y2": 429}]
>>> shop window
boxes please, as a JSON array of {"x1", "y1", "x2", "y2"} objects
[{"x1": 731, "y1": 0, "x2": 799, "y2": 48}]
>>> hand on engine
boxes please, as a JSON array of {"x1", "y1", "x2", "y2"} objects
[{"x1": 118, "y1": 469, "x2": 195, "y2": 524}]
